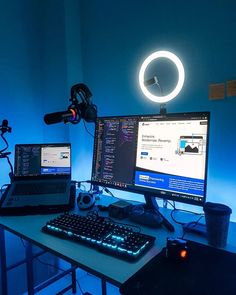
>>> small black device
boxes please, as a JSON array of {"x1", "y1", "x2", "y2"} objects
[
  {"x1": 182, "y1": 221, "x2": 207, "y2": 236},
  {"x1": 166, "y1": 237, "x2": 188, "y2": 261},
  {"x1": 42, "y1": 213, "x2": 156, "y2": 261},
  {"x1": 108, "y1": 200, "x2": 132, "y2": 219},
  {"x1": 44, "y1": 83, "x2": 97, "y2": 125},
  {"x1": 77, "y1": 192, "x2": 95, "y2": 210}
]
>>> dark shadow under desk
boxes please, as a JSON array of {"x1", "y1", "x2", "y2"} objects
[{"x1": 120, "y1": 239, "x2": 236, "y2": 295}]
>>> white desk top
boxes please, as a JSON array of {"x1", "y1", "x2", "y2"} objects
[{"x1": 0, "y1": 201, "x2": 236, "y2": 286}]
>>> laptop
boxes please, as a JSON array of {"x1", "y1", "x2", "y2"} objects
[{"x1": 0, "y1": 143, "x2": 75, "y2": 215}]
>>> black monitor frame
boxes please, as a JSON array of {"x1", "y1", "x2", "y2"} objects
[{"x1": 91, "y1": 112, "x2": 210, "y2": 207}]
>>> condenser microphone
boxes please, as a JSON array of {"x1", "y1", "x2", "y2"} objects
[
  {"x1": 0, "y1": 119, "x2": 12, "y2": 133},
  {"x1": 44, "y1": 108, "x2": 78, "y2": 125}
]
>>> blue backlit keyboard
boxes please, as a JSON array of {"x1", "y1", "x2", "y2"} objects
[{"x1": 42, "y1": 213, "x2": 156, "y2": 261}]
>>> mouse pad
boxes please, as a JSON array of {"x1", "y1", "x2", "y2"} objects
[{"x1": 120, "y1": 240, "x2": 236, "y2": 295}]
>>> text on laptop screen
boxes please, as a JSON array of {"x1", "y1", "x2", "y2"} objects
[{"x1": 14, "y1": 144, "x2": 71, "y2": 177}]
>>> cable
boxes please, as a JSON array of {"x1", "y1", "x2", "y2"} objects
[
  {"x1": 6, "y1": 155, "x2": 14, "y2": 175},
  {"x1": 170, "y1": 208, "x2": 204, "y2": 225},
  {"x1": 166, "y1": 200, "x2": 176, "y2": 210},
  {"x1": 102, "y1": 186, "x2": 116, "y2": 198},
  {"x1": 181, "y1": 215, "x2": 204, "y2": 239},
  {"x1": 83, "y1": 120, "x2": 94, "y2": 138},
  {"x1": 0, "y1": 128, "x2": 14, "y2": 181},
  {"x1": 0, "y1": 133, "x2": 8, "y2": 153},
  {"x1": 20, "y1": 238, "x2": 85, "y2": 295}
]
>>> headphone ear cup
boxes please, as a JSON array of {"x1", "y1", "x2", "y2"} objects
[
  {"x1": 77, "y1": 193, "x2": 95, "y2": 210},
  {"x1": 83, "y1": 104, "x2": 97, "y2": 123}
]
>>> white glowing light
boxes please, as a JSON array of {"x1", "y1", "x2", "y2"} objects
[{"x1": 138, "y1": 50, "x2": 185, "y2": 103}]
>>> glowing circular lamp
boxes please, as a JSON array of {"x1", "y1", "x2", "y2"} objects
[{"x1": 139, "y1": 50, "x2": 185, "y2": 103}]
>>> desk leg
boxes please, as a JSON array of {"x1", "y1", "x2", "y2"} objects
[
  {"x1": 0, "y1": 227, "x2": 8, "y2": 295},
  {"x1": 71, "y1": 264, "x2": 77, "y2": 294},
  {"x1": 101, "y1": 278, "x2": 107, "y2": 295},
  {"x1": 25, "y1": 241, "x2": 34, "y2": 295}
]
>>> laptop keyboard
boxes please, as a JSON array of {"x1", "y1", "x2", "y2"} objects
[{"x1": 12, "y1": 182, "x2": 67, "y2": 195}]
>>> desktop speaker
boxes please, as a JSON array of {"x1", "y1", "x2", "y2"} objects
[{"x1": 77, "y1": 192, "x2": 95, "y2": 210}]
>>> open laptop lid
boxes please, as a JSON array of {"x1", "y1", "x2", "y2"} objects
[
  {"x1": 0, "y1": 143, "x2": 74, "y2": 215},
  {"x1": 14, "y1": 143, "x2": 71, "y2": 180}
]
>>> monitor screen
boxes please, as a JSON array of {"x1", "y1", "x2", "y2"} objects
[
  {"x1": 91, "y1": 112, "x2": 210, "y2": 206},
  {"x1": 14, "y1": 143, "x2": 71, "y2": 177}
]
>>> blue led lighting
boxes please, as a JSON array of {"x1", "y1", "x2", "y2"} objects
[
  {"x1": 133, "y1": 249, "x2": 141, "y2": 255},
  {"x1": 111, "y1": 235, "x2": 125, "y2": 241},
  {"x1": 118, "y1": 247, "x2": 127, "y2": 252}
]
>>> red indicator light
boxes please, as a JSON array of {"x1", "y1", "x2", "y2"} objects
[{"x1": 180, "y1": 250, "x2": 187, "y2": 259}]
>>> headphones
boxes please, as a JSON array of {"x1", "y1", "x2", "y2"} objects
[
  {"x1": 70, "y1": 83, "x2": 97, "y2": 123},
  {"x1": 77, "y1": 192, "x2": 96, "y2": 210}
]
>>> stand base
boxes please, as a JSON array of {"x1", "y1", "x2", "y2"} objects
[
  {"x1": 129, "y1": 205, "x2": 163, "y2": 228},
  {"x1": 129, "y1": 195, "x2": 175, "y2": 232}
]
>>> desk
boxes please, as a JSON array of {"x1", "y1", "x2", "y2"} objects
[{"x1": 1, "y1": 205, "x2": 236, "y2": 295}]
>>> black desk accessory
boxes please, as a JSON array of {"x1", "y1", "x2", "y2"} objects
[
  {"x1": 129, "y1": 198, "x2": 175, "y2": 232},
  {"x1": 44, "y1": 83, "x2": 97, "y2": 125},
  {"x1": 108, "y1": 200, "x2": 132, "y2": 219},
  {"x1": 166, "y1": 237, "x2": 188, "y2": 261},
  {"x1": 120, "y1": 240, "x2": 236, "y2": 295},
  {"x1": 182, "y1": 221, "x2": 207, "y2": 236},
  {"x1": 77, "y1": 192, "x2": 95, "y2": 210},
  {"x1": 42, "y1": 212, "x2": 156, "y2": 261}
]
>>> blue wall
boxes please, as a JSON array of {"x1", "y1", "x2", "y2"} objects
[
  {"x1": 0, "y1": 0, "x2": 70, "y2": 186},
  {"x1": 76, "y1": 0, "x2": 236, "y2": 218},
  {"x1": 0, "y1": 1, "x2": 72, "y2": 293}
]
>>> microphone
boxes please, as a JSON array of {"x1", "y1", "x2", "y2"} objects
[
  {"x1": 44, "y1": 108, "x2": 78, "y2": 125},
  {"x1": 0, "y1": 119, "x2": 12, "y2": 133}
]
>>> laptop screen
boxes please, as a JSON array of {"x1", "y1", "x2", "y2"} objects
[{"x1": 14, "y1": 143, "x2": 71, "y2": 177}]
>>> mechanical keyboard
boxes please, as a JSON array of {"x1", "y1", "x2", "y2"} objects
[{"x1": 42, "y1": 213, "x2": 156, "y2": 261}]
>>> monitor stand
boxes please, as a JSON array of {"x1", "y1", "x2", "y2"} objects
[
  {"x1": 130, "y1": 195, "x2": 175, "y2": 232},
  {"x1": 145, "y1": 195, "x2": 175, "y2": 232}
]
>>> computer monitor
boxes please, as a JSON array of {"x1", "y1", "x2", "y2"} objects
[{"x1": 91, "y1": 112, "x2": 210, "y2": 228}]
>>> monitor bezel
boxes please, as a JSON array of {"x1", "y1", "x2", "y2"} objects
[{"x1": 91, "y1": 111, "x2": 210, "y2": 206}]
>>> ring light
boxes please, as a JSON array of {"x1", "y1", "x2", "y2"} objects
[{"x1": 139, "y1": 50, "x2": 185, "y2": 103}]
